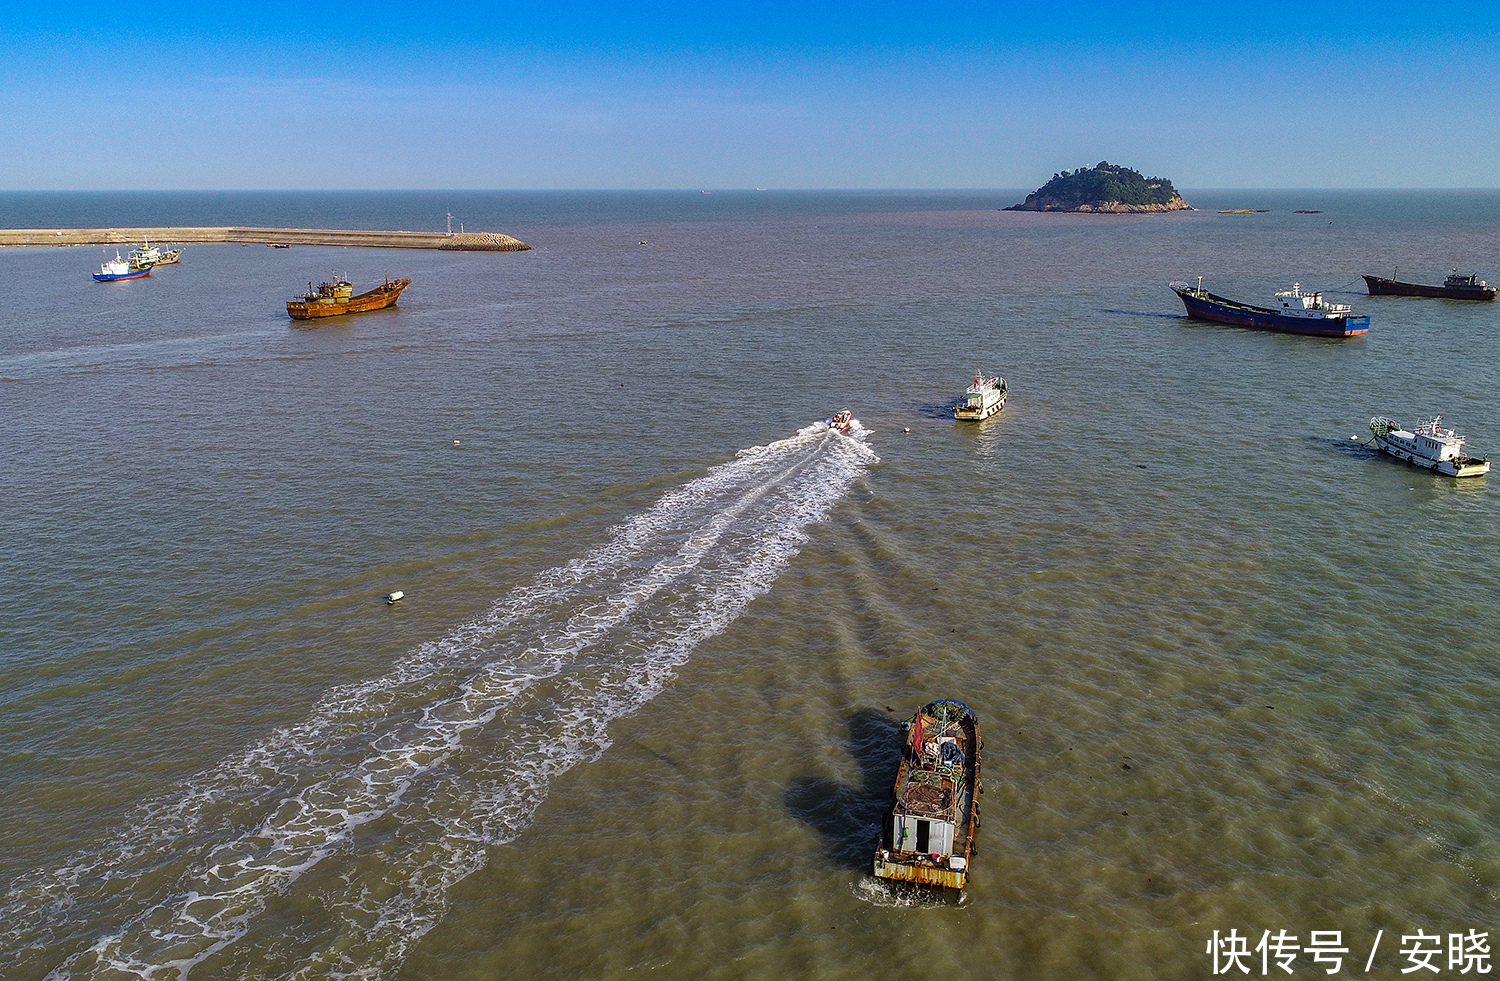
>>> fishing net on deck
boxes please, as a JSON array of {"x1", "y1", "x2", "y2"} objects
[{"x1": 902, "y1": 781, "x2": 954, "y2": 814}]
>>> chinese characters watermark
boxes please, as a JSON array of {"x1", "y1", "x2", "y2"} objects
[{"x1": 1206, "y1": 930, "x2": 1492, "y2": 975}]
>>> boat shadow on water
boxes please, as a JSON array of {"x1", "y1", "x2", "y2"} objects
[
  {"x1": 1310, "y1": 434, "x2": 1380, "y2": 461},
  {"x1": 916, "y1": 400, "x2": 963, "y2": 420},
  {"x1": 1100, "y1": 308, "x2": 1182, "y2": 319},
  {"x1": 782, "y1": 708, "x2": 903, "y2": 871}
]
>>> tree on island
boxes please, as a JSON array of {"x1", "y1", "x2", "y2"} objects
[{"x1": 1006, "y1": 162, "x2": 1191, "y2": 212}]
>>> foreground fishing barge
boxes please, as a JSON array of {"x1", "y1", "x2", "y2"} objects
[
  {"x1": 873, "y1": 699, "x2": 981, "y2": 890},
  {"x1": 1362, "y1": 271, "x2": 1497, "y2": 301},
  {"x1": 1171, "y1": 280, "x2": 1370, "y2": 337},
  {"x1": 287, "y1": 277, "x2": 411, "y2": 320}
]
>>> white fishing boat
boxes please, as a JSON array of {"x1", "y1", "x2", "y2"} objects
[
  {"x1": 1369, "y1": 416, "x2": 1490, "y2": 477},
  {"x1": 954, "y1": 373, "x2": 1007, "y2": 421},
  {"x1": 828, "y1": 409, "x2": 853, "y2": 433}
]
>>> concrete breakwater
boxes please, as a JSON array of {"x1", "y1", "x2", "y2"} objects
[{"x1": 0, "y1": 227, "x2": 530, "y2": 251}]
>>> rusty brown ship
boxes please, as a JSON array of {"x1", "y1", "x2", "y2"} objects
[
  {"x1": 872, "y1": 699, "x2": 982, "y2": 890},
  {"x1": 287, "y1": 277, "x2": 411, "y2": 320}
]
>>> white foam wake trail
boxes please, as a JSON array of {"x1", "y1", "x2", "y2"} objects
[{"x1": 2, "y1": 424, "x2": 875, "y2": 981}]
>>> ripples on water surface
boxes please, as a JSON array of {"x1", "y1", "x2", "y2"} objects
[{"x1": 1, "y1": 190, "x2": 1499, "y2": 979}]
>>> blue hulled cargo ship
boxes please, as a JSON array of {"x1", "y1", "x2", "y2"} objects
[{"x1": 1171, "y1": 279, "x2": 1370, "y2": 337}]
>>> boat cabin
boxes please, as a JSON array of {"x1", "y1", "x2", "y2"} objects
[
  {"x1": 1444, "y1": 271, "x2": 1487, "y2": 288},
  {"x1": 1410, "y1": 420, "x2": 1465, "y2": 462},
  {"x1": 1275, "y1": 283, "x2": 1349, "y2": 318},
  {"x1": 301, "y1": 280, "x2": 355, "y2": 303},
  {"x1": 1371, "y1": 417, "x2": 1468, "y2": 463},
  {"x1": 891, "y1": 813, "x2": 959, "y2": 856}
]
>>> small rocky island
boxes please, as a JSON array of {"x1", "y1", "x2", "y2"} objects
[{"x1": 1005, "y1": 161, "x2": 1191, "y2": 213}]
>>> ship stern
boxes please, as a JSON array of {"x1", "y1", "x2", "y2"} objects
[{"x1": 873, "y1": 850, "x2": 968, "y2": 890}]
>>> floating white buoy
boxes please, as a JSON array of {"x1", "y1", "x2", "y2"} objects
[
  {"x1": 1350, "y1": 435, "x2": 1359, "y2": 440},
  {"x1": 904, "y1": 427, "x2": 910, "y2": 433},
  {"x1": 387, "y1": 590, "x2": 405, "y2": 604},
  {"x1": 453, "y1": 439, "x2": 461, "y2": 445}
]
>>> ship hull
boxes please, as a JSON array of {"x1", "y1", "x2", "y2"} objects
[
  {"x1": 954, "y1": 394, "x2": 1005, "y2": 421},
  {"x1": 1173, "y1": 287, "x2": 1369, "y2": 337},
  {"x1": 93, "y1": 269, "x2": 150, "y2": 282},
  {"x1": 1372, "y1": 437, "x2": 1491, "y2": 478},
  {"x1": 1362, "y1": 275, "x2": 1497, "y2": 301},
  {"x1": 287, "y1": 279, "x2": 411, "y2": 320}
]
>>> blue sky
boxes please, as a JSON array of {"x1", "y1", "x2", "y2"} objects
[{"x1": 4, "y1": 2, "x2": 1498, "y2": 189}]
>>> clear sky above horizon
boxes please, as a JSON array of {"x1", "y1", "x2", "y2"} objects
[{"x1": 4, "y1": 1, "x2": 1498, "y2": 191}]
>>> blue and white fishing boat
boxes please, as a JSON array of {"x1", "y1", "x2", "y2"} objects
[
  {"x1": 93, "y1": 251, "x2": 151, "y2": 282},
  {"x1": 1171, "y1": 278, "x2": 1370, "y2": 337}
]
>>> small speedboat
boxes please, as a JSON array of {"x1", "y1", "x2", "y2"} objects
[
  {"x1": 93, "y1": 251, "x2": 150, "y2": 282},
  {"x1": 829, "y1": 409, "x2": 853, "y2": 432}
]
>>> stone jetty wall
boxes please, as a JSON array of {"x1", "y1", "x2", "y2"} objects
[{"x1": 0, "y1": 227, "x2": 530, "y2": 251}]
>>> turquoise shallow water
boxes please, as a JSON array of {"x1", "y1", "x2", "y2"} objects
[{"x1": 2, "y1": 190, "x2": 1499, "y2": 979}]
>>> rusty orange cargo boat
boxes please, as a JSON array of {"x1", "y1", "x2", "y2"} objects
[
  {"x1": 287, "y1": 276, "x2": 411, "y2": 320},
  {"x1": 872, "y1": 699, "x2": 981, "y2": 890}
]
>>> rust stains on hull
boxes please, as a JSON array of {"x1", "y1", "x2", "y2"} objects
[
  {"x1": 871, "y1": 856, "x2": 968, "y2": 890},
  {"x1": 287, "y1": 278, "x2": 411, "y2": 320}
]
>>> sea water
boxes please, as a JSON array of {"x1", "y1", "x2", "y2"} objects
[{"x1": 2, "y1": 190, "x2": 1499, "y2": 979}]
